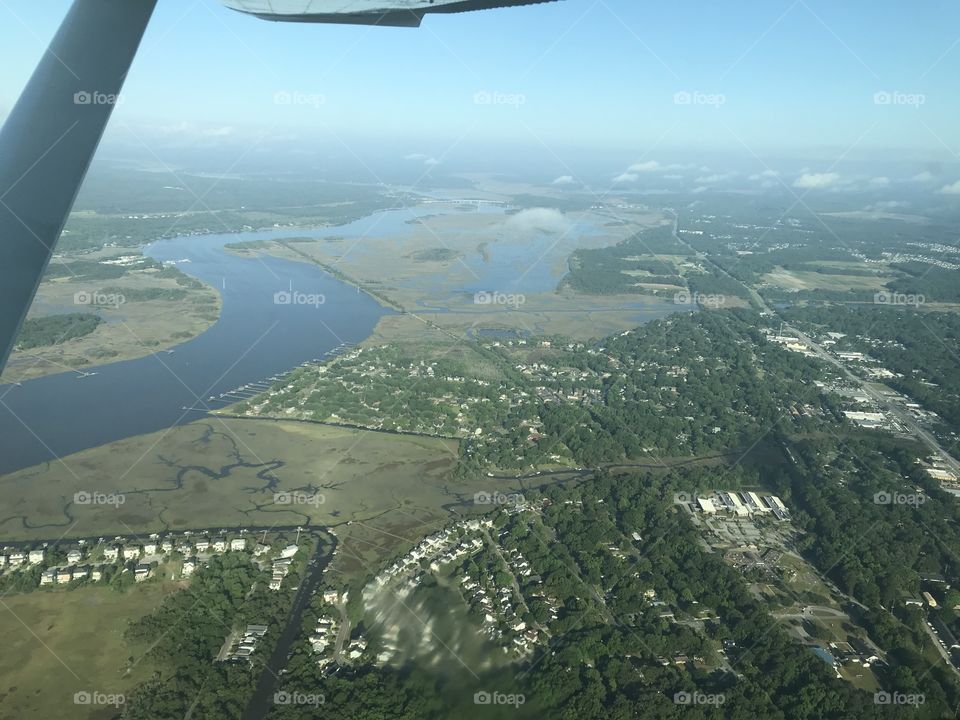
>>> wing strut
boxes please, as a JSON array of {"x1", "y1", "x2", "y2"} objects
[{"x1": 0, "y1": 0, "x2": 158, "y2": 372}]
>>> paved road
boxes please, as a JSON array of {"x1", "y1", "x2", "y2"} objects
[
  {"x1": 785, "y1": 323, "x2": 960, "y2": 475},
  {"x1": 666, "y1": 208, "x2": 960, "y2": 476}
]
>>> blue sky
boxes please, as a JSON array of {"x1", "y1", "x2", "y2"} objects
[{"x1": 1, "y1": 0, "x2": 959, "y2": 183}]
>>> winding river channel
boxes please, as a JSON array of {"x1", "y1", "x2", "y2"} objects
[{"x1": 0, "y1": 204, "x2": 676, "y2": 475}]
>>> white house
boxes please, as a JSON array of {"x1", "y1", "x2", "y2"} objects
[
  {"x1": 28, "y1": 549, "x2": 44, "y2": 564},
  {"x1": 230, "y1": 538, "x2": 247, "y2": 551},
  {"x1": 122, "y1": 546, "x2": 141, "y2": 561}
]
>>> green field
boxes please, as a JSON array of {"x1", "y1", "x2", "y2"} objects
[
  {"x1": 0, "y1": 418, "x2": 460, "y2": 543},
  {"x1": 761, "y1": 266, "x2": 894, "y2": 292},
  {"x1": 0, "y1": 579, "x2": 183, "y2": 720}
]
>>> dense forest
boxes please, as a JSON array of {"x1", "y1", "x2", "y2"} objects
[{"x1": 14, "y1": 313, "x2": 102, "y2": 350}]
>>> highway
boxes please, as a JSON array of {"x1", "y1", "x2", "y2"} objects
[{"x1": 666, "y1": 209, "x2": 960, "y2": 476}]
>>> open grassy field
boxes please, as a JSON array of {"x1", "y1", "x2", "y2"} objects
[
  {"x1": 0, "y1": 579, "x2": 184, "y2": 720},
  {"x1": 761, "y1": 266, "x2": 894, "y2": 292},
  {"x1": 0, "y1": 418, "x2": 461, "y2": 543}
]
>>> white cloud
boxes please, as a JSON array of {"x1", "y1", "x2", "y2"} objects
[
  {"x1": 628, "y1": 160, "x2": 661, "y2": 173},
  {"x1": 404, "y1": 153, "x2": 428, "y2": 161},
  {"x1": 691, "y1": 186, "x2": 709, "y2": 194},
  {"x1": 696, "y1": 172, "x2": 737, "y2": 184},
  {"x1": 424, "y1": 157, "x2": 441, "y2": 166},
  {"x1": 663, "y1": 174, "x2": 684, "y2": 180},
  {"x1": 869, "y1": 176, "x2": 890, "y2": 186},
  {"x1": 504, "y1": 208, "x2": 570, "y2": 233},
  {"x1": 911, "y1": 171, "x2": 935, "y2": 183},
  {"x1": 748, "y1": 170, "x2": 780, "y2": 188},
  {"x1": 613, "y1": 172, "x2": 639, "y2": 183},
  {"x1": 793, "y1": 172, "x2": 841, "y2": 189},
  {"x1": 939, "y1": 180, "x2": 960, "y2": 195},
  {"x1": 552, "y1": 175, "x2": 576, "y2": 185}
]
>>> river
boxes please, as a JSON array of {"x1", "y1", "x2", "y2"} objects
[{"x1": 0, "y1": 204, "x2": 677, "y2": 475}]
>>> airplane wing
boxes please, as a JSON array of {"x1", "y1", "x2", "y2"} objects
[
  {"x1": 0, "y1": 0, "x2": 158, "y2": 375},
  {"x1": 0, "y1": 0, "x2": 559, "y2": 375},
  {"x1": 222, "y1": 0, "x2": 560, "y2": 27}
]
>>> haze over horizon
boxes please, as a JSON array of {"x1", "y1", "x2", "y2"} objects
[{"x1": 1, "y1": 0, "x2": 959, "y2": 193}]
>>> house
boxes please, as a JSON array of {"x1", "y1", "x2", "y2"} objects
[
  {"x1": 122, "y1": 546, "x2": 141, "y2": 561},
  {"x1": 103, "y1": 546, "x2": 119, "y2": 561},
  {"x1": 40, "y1": 568, "x2": 57, "y2": 585},
  {"x1": 28, "y1": 549, "x2": 44, "y2": 564},
  {"x1": 134, "y1": 564, "x2": 152, "y2": 582},
  {"x1": 8, "y1": 551, "x2": 25, "y2": 565},
  {"x1": 848, "y1": 637, "x2": 880, "y2": 666},
  {"x1": 230, "y1": 538, "x2": 247, "y2": 552},
  {"x1": 211, "y1": 537, "x2": 227, "y2": 553},
  {"x1": 280, "y1": 544, "x2": 299, "y2": 559},
  {"x1": 0, "y1": 555, "x2": 6, "y2": 567},
  {"x1": 322, "y1": 590, "x2": 339, "y2": 604},
  {"x1": 253, "y1": 543, "x2": 270, "y2": 556},
  {"x1": 57, "y1": 568, "x2": 72, "y2": 584},
  {"x1": 182, "y1": 559, "x2": 197, "y2": 578},
  {"x1": 90, "y1": 568, "x2": 103, "y2": 582},
  {"x1": 143, "y1": 543, "x2": 157, "y2": 556},
  {"x1": 160, "y1": 540, "x2": 174, "y2": 554},
  {"x1": 194, "y1": 539, "x2": 210, "y2": 553},
  {"x1": 73, "y1": 566, "x2": 89, "y2": 580},
  {"x1": 66, "y1": 549, "x2": 82, "y2": 564}
]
